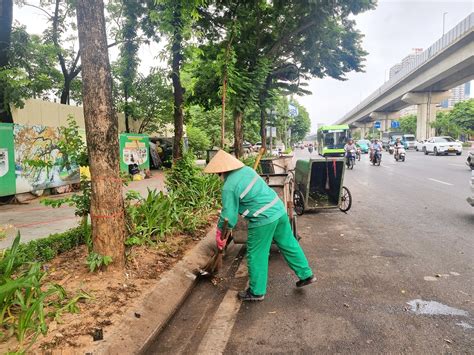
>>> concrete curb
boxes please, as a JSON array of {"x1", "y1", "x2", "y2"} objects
[{"x1": 86, "y1": 228, "x2": 220, "y2": 355}]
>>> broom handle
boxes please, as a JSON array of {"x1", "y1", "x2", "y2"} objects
[
  {"x1": 253, "y1": 147, "x2": 266, "y2": 170},
  {"x1": 221, "y1": 218, "x2": 231, "y2": 242}
]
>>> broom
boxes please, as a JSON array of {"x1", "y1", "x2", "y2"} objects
[{"x1": 201, "y1": 218, "x2": 231, "y2": 275}]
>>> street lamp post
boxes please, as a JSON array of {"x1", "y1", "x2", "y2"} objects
[
  {"x1": 442, "y1": 12, "x2": 448, "y2": 36},
  {"x1": 266, "y1": 108, "x2": 276, "y2": 154}
]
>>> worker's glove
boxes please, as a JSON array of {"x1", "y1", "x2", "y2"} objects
[{"x1": 215, "y1": 228, "x2": 226, "y2": 250}]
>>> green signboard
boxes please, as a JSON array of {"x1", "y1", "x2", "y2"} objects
[
  {"x1": 0, "y1": 123, "x2": 16, "y2": 196},
  {"x1": 119, "y1": 133, "x2": 150, "y2": 173}
]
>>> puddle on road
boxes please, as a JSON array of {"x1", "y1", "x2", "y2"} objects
[{"x1": 407, "y1": 299, "x2": 469, "y2": 317}]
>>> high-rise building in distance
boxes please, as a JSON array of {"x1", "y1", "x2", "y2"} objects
[{"x1": 389, "y1": 48, "x2": 423, "y2": 80}]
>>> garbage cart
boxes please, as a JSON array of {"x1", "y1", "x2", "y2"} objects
[
  {"x1": 293, "y1": 158, "x2": 352, "y2": 214},
  {"x1": 232, "y1": 170, "x2": 299, "y2": 244}
]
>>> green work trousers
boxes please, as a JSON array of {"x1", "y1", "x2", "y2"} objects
[{"x1": 247, "y1": 215, "x2": 313, "y2": 296}]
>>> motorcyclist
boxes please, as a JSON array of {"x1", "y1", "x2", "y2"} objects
[
  {"x1": 393, "y1": 137, "x2": 403, "y2": 159},
  {"x1": 371, "y1": 139, "x2": 382, "y2": 163},
  {"x1": 344, "y1": 139, "x2": 356, "y2": 160},
  {"x1": 369, "y1": 139, "x2": 375, "y2": 160}
]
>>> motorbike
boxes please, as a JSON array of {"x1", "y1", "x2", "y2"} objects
[
  {"x1": 394, "y1": 146, "x2": 406, "y2": 162},
  {"x1": 308, "y1": 146, "x2": 314, "y2": 154},
  {"x1": 346, "y1": 149, "x2": 356, "y2": 170},
  {"x1": 371, "y1": 149, "x2": 382, "y2": 166},
  {"x1": 388, "y1": 146, "x2": 394, "y2": 155}
]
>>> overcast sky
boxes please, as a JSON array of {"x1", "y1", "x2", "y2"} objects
[
  {"x1": 13, "y1": 0, "x2": 474, "y2": 133},
  {"x1": 298, "y1": 0, "x2": 474, "y2": 132}
]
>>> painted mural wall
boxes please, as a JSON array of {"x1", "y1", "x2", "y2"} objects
[
  {"x1": 14, "y1": 124, "x2": 82, "y2": 194},
  {"x1": 0, "y1": 123, "x2": 16, "y2": 196}
]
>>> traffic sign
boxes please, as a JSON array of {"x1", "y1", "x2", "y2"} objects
[
  {"x1": 391, "y1": 121, "x2": 400, "y2": 128},
  {"x1": 374, "y1": 121, "x2": 381, "y2": 129},
  {"x1": 288, "y1": 103, "x2": 298, "y2": 117},
  {"x1": 266, "y1": 126, "x2": 277, "y2": 137}
]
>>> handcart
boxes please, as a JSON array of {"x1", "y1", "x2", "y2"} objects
[
  {"x1": 293, "y1": 157, "x2": 352, "y2": 215},
  {"x1": 233, "y1": 160, "x2": 299, "y2": 244}
]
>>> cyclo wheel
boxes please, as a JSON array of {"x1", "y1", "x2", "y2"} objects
[
  {"x1": 339, "y1": 186, "x2": 352, "y2": 212},
  {"x1": 291, "y1": 215, "x2": 300, "y2": 241},
  {"x1": 293, "y1": 190, "x2": 305, "y2": 216}
]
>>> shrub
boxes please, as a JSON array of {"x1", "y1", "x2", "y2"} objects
[
  {"x1": 0, "y1": 233, "x2": 89, "y2": 351},
  {"x1": 125, "y1": 153, "x2": 221, "y2": 244},
  {"x1": 2, "y1": 226, "x2": 88, "y2": 269}
]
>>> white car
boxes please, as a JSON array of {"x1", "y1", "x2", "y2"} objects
[
  {"x1": 415, "y1": 139, "x2": 427, "y2": 152},
  {"x1": 424, "y1": 136, "x2": 462, "y2": 156}
]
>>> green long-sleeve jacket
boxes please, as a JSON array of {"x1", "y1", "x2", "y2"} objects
[{"x1": 217, "y1": 166, "x2": 286, "y2": 230}]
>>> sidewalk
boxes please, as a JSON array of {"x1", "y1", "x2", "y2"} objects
[{"x1": 0, "y1": 171, "x2": 165, "y2": 249}]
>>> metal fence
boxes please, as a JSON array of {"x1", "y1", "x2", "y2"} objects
[{"x1": 339, "y1": 12, "x2": 474, "y2": 123}]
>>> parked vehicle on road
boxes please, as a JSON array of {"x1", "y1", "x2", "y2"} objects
[
  {"x1": 415, "y1": 139, "x2": 427, "y2": 152},
  {"x1": 293, "y1": 158, "x2": 352, "y2": 214},
  {"x1": 394, "y1": 146, "x2": 406, "y2": 162},
  {"x1": 424, "y1": 136, "x2": 462, "y2": 156},
  {"x1": 467, "y1": 150, "x2": 474, "y2": 170},
  {"x1": 467, "y1": 170, "x2": 474, "y2": 207}
]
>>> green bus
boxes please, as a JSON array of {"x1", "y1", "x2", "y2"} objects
[{"x1": 317, "y1": 124, "x2": 350, "y2": 157}]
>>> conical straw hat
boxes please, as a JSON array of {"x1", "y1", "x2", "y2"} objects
[{"x1": 204, "y1": 150, "x2": 245, "y2": 173}]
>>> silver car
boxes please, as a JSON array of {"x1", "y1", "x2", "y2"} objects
[
  {"x1": 468, "y1": 169, "x2": 474, "y2": 207},
  {"x1": 467, "y1": 150, "x2": 474, "y2": 170}
]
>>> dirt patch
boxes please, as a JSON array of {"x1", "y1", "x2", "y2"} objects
[{"x1": 1, "y1": 218, "x2": 216, "y2": 354}]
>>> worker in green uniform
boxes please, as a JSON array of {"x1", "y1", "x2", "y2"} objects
[{"x1": 204, "y1": 150, "x2": 315, "y2": 301}]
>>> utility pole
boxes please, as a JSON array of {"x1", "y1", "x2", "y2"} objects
[{"x1": 442, "y1": 12, "x2": 448, "y2": 36}]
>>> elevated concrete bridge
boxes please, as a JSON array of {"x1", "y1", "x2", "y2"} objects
[{"x1": 336, "y1": 13, "x2": 474, "y2": 140}]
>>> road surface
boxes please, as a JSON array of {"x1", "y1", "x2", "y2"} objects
[{"x1": 147, "y1": 148, "x2": 473, "y2": 354}]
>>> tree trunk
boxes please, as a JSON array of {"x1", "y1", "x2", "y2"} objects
[
  {"x1": 258, "y1": 76, "x2": 272, "y2": 150},
  {"x1": 171, "y1": 2, "x2": 184, "y2": 161},
  {"x1": 76, "y1": 0, "x2": 126, "y2": 270},
  {"x1": 0, "y1": 0, "x2": 13, "y2": 123},
  {"x1": 124, "y1": 87, "x2": 130, "y2": 133},
  {"x1": 220, "y1": 76, "x2": 227, "y2": 148},
  {"x1": 60, "y1": 76, "x2": 71, "y2": 104},
  {"x1": 259, "y1": 105, "x2": 267, "y2": 150},
  {"x1": 233, "y1": 108, "x2": 243, "y2": 158}
]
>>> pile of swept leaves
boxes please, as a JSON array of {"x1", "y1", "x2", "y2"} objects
[{"x1": 125, "y1": 153, "x2": 221, "y2": 245}]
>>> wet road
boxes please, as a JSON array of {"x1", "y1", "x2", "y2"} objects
[{"x1": 147, "y1": 149, "x2": 474, "y2": 354}]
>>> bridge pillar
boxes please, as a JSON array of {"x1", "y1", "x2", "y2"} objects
[
  {"x1": 360, "y1": 124, "x2": 367, "y2": 139},
  {"x1": 353, "y1": 122, "x2": 369, "y2": 139},
  {"x1": 401, "y1": 91, "x2": 450, "y2": 140}
]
